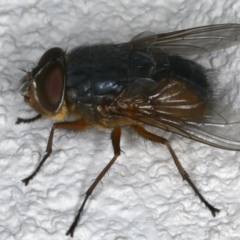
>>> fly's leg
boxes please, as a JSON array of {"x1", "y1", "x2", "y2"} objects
[
  {"x1": 132, "y1": 124, "x2": 220, "y2": 217},
  {"x1": 16, "y1": 114, "x2": 42, "y2": 124},
  {"x1": 22, "y1": 119, "x2": 90, "y2": 186},
  {"x1": 66, "y1": 127, "x2": 121, "y2": 237}
]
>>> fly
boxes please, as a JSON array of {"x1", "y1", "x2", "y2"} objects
[{"x1": 17, "y1": 24, "x2": 240, "y2": 237}]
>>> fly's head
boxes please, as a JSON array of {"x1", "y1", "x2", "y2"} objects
[{"x1": 20, "y1": 47, "x2": 68, "y2": 121}]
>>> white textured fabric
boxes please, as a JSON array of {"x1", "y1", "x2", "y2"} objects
[{"x1": 1, "y1": 1, "x2": 240, "y2": 239}]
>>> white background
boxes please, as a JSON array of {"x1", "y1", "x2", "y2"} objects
[{"x1": 1, "y1": 1, "x2": 240, "y2": 239}]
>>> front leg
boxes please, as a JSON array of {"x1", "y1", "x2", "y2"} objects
[
  {"x1": 22, "y1": 119, "x2": 91, "y2": 185},
  {"x1": 16, "y1": 114, "x2": 42, "y2": 124}
]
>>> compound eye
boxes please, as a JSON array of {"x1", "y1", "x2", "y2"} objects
[
  {"x1": 38, "y1": 47, "x2": 65, "y2": 67},
  {"x1": 35, "y1": 62, "x2": 65, "y2": 113}
]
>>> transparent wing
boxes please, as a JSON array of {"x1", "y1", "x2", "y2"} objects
[
  {"x1": 127, "y1": 24, "x2": 240, "y2": 56},
  {"x1": 109, "y1": 78, "x2": 240, "y2": 150}
]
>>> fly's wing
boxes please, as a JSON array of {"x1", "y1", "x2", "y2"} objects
[
  {"x1": 127, "y1": 24, "x2": 240, "y2": 56},
  {"x1": 109, "y1": 78, "x2": 240, "y2": 151}
]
